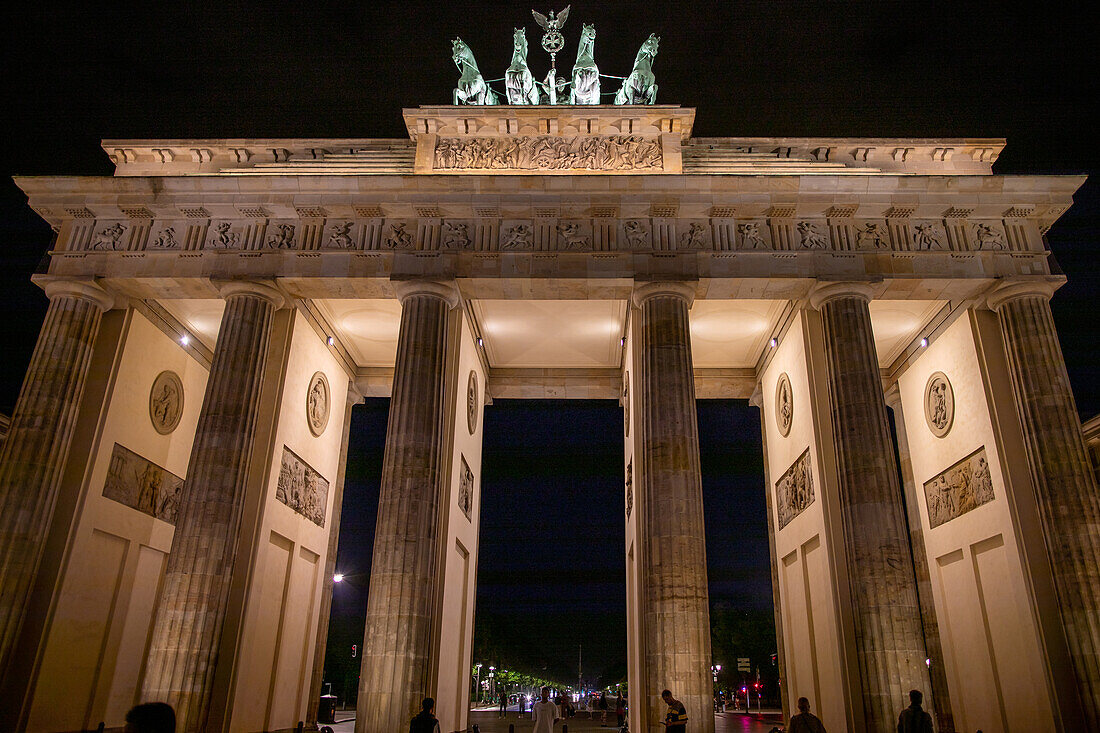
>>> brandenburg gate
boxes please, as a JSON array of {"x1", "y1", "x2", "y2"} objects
[{"x1": 0, "y1": 25, "x2": 1097, "y2": 733}]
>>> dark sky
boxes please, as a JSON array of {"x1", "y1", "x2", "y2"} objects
[{"x1": 2, "y1": 0, "x2": 1097, "y2": 686}]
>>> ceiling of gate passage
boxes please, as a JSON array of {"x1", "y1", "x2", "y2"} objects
[{"x1": 160, "y1": 298, "x2": 945, "y2": 371}]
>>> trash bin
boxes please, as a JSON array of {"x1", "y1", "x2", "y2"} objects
[{"x1": 318, "y1": 694, "x2": 338, "y2": 724}]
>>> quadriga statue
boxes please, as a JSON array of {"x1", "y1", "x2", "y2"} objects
[
  {"x1": 570, "y1": 23, "x2": 600, "y2": 104},
  {"x1": 615, "y1": 33, "x2": 660, "y2": 105},
  {"x1": 505, "y1": 28, "x2": 540, "y2": 105},
  {"x1": 452, "y1": 37, "x2": 499, "y2": 105}
]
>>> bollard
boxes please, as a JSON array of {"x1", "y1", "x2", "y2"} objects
[
  {"x1": 563, "y1": 725, "x2": 568, "y2": 733},
  {"x1": 509, "y1": 725, "x2": 515, "y2": 733},
  {"x1": 296, "y1": 721, "x2": 304, "y2": 733}
]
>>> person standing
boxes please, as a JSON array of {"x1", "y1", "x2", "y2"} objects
[
  {"x1": 599, "y1": 690, "x2": 609, "y2": 726},
  {"x1": 661, "y1": 689, "x2": 688, "y2": 732},
  {"x1": 499, "y1": 690, "x2": 507, "y2": 717},
  {"x1": 409, "y1": 697, "x2": 441, "y2": 733},
  {"x1": 532, "y1": 687, "x2": 560, "y2": 733},
  {"x1": 615, "y1": 691, "x2": 625, "y2": 728},
  {"x1": 896, "y1": 690, "x2": 933, "y2": 733},
  {"x1": 787, "y1": 697, "x2": 827, "y2": 733}
]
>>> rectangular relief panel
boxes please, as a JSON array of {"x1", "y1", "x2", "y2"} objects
[
  {"x1": 276, "y1": 446, "x2": 330, "y2": 527},
  {"x1": 776, "y1": 448, "x2": 815, "y2": 530},
  {"x1": 923, "y1": 446, "x2": 995, "y2": 528},
  {"x1": 102, "y1": 443, "x2": 183, "y2": 525}
]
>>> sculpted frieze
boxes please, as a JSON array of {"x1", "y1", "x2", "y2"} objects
[
  {"x1": 150, "y1": 223, "x2": 182, "y2": 249},
  {"x1": 855, "y1": 220, "x2": 890, "y2": 250},
  {"x1": 736, "y1": 220, "x2": 769, "y2": 250},
  {"x1": 912, "y1": 221, "x2": 946, "y2": 250},
  {"x1": 458, "y1": 455, "x2": 474, "y2": 521},
  {"x1": 266, "y1": 222, "x2": 297, "y2": 249},
  {"x1": 775, "y1": 448, "x2": 814, "y2": 530},
  {"x1": 924, "y1": 446, "x2": 995, "y2": 528},
  {"x1": 103, "y1": 443, "x2": 183, "y2": 525},
  {"x1": 326, "y1": 221, "x2": 356, "y2": 249},
  {"x1": 444, "y1": 221, "x2": 473, "y2": 250},
  {"x1": 622, "y1": 219, "x2": 651, "y2": 249},
  {"x1": 796, "y1": 220, "x2": 827, "y2": 249},
  {"x1": 973, "y1": 221, "x2": 1006, "y2": 250},
  {"x1": 557, "y1": 221, "x2": 592, "y2": 250},
  {"x1": 500, "y1": 222, "x2": 534, "y2": 250},
  {"x1": 678, "y1": 221, "x2": 708, "y2": 249},
  {"x1": 383, "y1": 221, "x2": 415, "y2": 250},
  {"x1": 92, "y1": 222, "x2": 128, "y2": 250},
  {"x1": 276, "y1": 446, "x2": 329, "y2": 527},
  {"x1": 207, "y1": 221, "x2": 241, "y2": 249},
  {"x1": 433, "y1": 134, "x2": 662, "y2": 171}
]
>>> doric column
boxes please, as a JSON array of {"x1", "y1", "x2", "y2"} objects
[
  {"x1": 808, "y1": 283, "x2": 930, "y2": 731},
  {"x1": 883, "y1": 386, "x2": 955, "y2": 733},
  {"x1": 306, "y1": 385, "x2": 363, "y2": 727},
  {"x1": 0, "y1": 279, "x2": 113, "y2": 680},
  {"x1": 632, "y1": 282, "x2": 713, "y2": 733},
  {"x1": 987, "y1": 279, "x2": 1100, "y2": 726},
  {"x1": 748, "y1": 384, "x2": 790, "y2": 725},
  {"x1": 356, "y1": 280, "x2": 458, "y2": 733},
  {"x1": 141, "y1": 279, "x2": 284, "y2": 733}
]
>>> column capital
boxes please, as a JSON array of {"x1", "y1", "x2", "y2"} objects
[
  {"x1": 985, "y1": 277, "x2": 1064, "y2": 312},
  {"x1": 214, "y1": 278, "x2": 286, "y2": 309},
  {"x1": 42, "y1": 278, "x2": 114, "y2": 311},
  {"x1": 808, "y1": 281, "x2": 877, "y2": 310},
  {"x1": 632, "y1": 281, "x2": 696, "y2": 308},
  {"x1": 748, "y1": 382, "x2": 764, "y2": 409},
  {"x1": 883, "y1": 382, "x2": 902, "y2": 411},
  {"x1": 393, "y1": 279, "x2": 460, "y2": 308}
]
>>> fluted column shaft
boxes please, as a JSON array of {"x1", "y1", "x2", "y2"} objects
[
  {"x1": 141, "y1": 281, "x2": 283, "y2": 733},
  {"x1": 990, "y1": 282, "x2": 1100, "y2": 726},
  {"x1": 356, "y1": 282, "x2": 456, "y2": 733},
  {"x1": 0, "y1": 279, "x2": 112, "y2": 681},
  {"x1": 634, "y1": 283, "x2": 713, "y2": 733},
  {"x1": 884, "y1": 388, "x2": 955, "y2": 733},
  {"x1": 812, "y1": 284, "x2": 930, "y2": 731}
]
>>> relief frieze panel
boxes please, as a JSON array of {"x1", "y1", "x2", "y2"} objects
[
  {"x1": 102, "y1": 443, "x2": 183, "y2": 525},
  {"x1": 149, "y1": 221, "x2": 184, "y2": 250},
  {"x1": 276, "y1": 446, "x2": 329, "y2": 527},
  {"x1": 776, "y1": 448, "x2": 814, "y2": 530},
  {"x1": 923, "y1": 446, "x2": 995, "y2": 528},
  {"x1": 433, "y1": 135, "x2": 663, "y2": 172}
]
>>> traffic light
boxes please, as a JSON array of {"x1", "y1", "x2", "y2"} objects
[{"x1": 352, "y1": 644, "x2": 357, "y2": 658}]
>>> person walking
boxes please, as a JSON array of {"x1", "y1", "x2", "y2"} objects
[
  {"x1": 661, "y1": 689, "x2": 688, "y2": 732},
  {"x1": 615, "y1": 691, "x2": 625, "y2": 728},
  {"x1": 787, "y1": 697, "x2": 827, "y2": 733},
  {"x1": 532, "y1": 687, "x2": 560, "y2": 733},
  {"x1": 896, "y1": 690, "x2": 933, "y2": 733},
  {"x1": 499, "y1": 690, "x2": 507, "y2": 717},
  {"x1": 409, "y1": 697, "x2": 441, "y2": 733},
  {"x1": 599, "y1": 690, "x2": 609, "y2": 726}
]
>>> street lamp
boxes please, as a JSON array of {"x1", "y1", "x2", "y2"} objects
[
  {"x1": 474, "y1": 663, "x2": 482, "y2": 703},
  {"x1": 332, "y1": 572, "x2": 344, "y2": 583}
]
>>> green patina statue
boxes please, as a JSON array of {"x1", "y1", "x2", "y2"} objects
[
  {"x1": 451, "y1": 9, "x2": 659, "y2": 106},
  {"x1": 452, "y1": 37, "x2": 499, "y2": 106},
  {"x1": 615, "y1": 34, "x2": 660, "y2": 105}
]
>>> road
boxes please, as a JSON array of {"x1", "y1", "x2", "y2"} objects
[{"x1": 326, "y1": 709, "x2": 783, "y2": 732}]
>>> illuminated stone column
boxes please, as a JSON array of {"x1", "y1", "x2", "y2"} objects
[
  {"x1": 306, "y1": 384, "x2": 363, "y2": 727},
  {"x1": 0, "y1": 279, "x2": 113, "y2": 681},
  {"x1": 884, "y1": 385, "x2": 955, "y2": 733},
  {"x1": 141, "y1": 280, "x2": 284, "y2": 733},
  {"x1": 809, "y1": 283, "x2": 930, "y2": 731},
  {"x1": 356, "y1": 281, "x2": 458, "y2": 733},
  {"x1": 632, "y1": 282, "x2": 713, "y2": 733},
  {"x1": 988, "y1": 279, "x2": 1100, "y2": 727}
]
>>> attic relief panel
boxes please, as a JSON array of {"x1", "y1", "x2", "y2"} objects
[
  {"x1": 432, "y1": 135, "x2": 663, "y2": 171},
  {"x1": 776, "y1": 448, "x2": 814, "y2": 530}
]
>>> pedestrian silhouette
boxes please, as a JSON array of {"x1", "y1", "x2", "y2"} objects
[
  {"x1": 123, "y1": 703, "x2": 175, "y2": 733},
  {"x1": 409, "y1": 697, "x2": 440, "y2": 733},
  {"x1": 896, "y1": 689, "x2": 933, "y2": 733},
  {"x1": 787, "y1": 697, "x2": 827, "y2": 733}
]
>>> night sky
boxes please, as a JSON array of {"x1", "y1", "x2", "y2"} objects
[{"x1": 2, "y1": 0, "x2": 1097, "y2": 692}]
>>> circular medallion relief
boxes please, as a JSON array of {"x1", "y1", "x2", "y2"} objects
[
  {"x1": 924, "y1": 371, "x2": 955, "y2": 438},
  {"x1": 149, "y1": 370, "x2": 184, "y2": 435},
  {"x1": 466, "y1": 371, "x2": 479, "y2": 435},
  {"x1": 306, "y1": 372, "x2": 330, "y2": 437},
  {"x1": 776, "y1": 373, "x2": 793, "y2": 437}
]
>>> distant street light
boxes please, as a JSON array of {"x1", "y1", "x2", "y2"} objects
[{"x1": 333, "y1": 573, "x2": 344, "y2": 583}]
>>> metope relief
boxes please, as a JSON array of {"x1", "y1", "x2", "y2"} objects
[
  {"x1": 500, "y1": 222, "x2": 534, "y2": 250},
  {"x1": 923, "y1": 446, "x2": 995, "y2": 528},
  {"x1": 266, "y1": 222, "x2": 297, "y2": 249},
  {"x1": 775, "y1": 448, "x2": 814, "y2": 530},
  {"x1": 150, "y1": 223, "x2": 182, "y2": 250},
  {"x1": 973, "y1": 222, "x2": 1006, "y2": 250},
  {"x1": 467, "y1": 370, "x2": 479, "y2": 434},
  {"x1": 325, "y1": 221, "x2": 356, "y2": 249},
  {"x1": 149, "y1": 370, "x2": 184, "y2": 435},
  {"x1": 776, "y1": 373, "x2": 793, "y2": 437},
  {"x1": 207, "y1": 221, "x2": 241, "y2": 249},
  {"x1": 383, "y1": 221, "x2": 415, "y2": 250},
  {"x1": 911, "y1": 221, "x2": 946, "y2": 250},
  {"x1": 92, "y1": 222, "x2": 128, "y2": 251},
  {"x1": 557, "y1": 221, "x2": 591, "y2": 250},
  {"x1": 433, "y1": 135, "x2": 662, "y2": 171},
  {"x1": 924, "y1": 371, "x2": 954, "y2": 438},
  {"x1": 736, "y1": 220, "x2": 769, "y2": 250},
  {"x1": 443, "y1": 221, "x2": 473, "y2": 250},
  {"x1": 796, "y1": 221, "x2": 827, "y2": 249},
  {"x1": 307, "y1": 372, "x2": 330, "y2": 436},
  {"x1": 678, "y1": 221, "x2": 708, "y2": 249},
  {"x1": 102, "y1": 443, "x2": 183, "y2": 524},
  {"x1": 855, "y1": 220, "x2": 889, "y2": 250},
  {"x1": 621, "y1": 219, "x2": 651, "y2": 249},
  {"x1": 458, "y1": 455, "x2": 474, "y2": 521}
]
